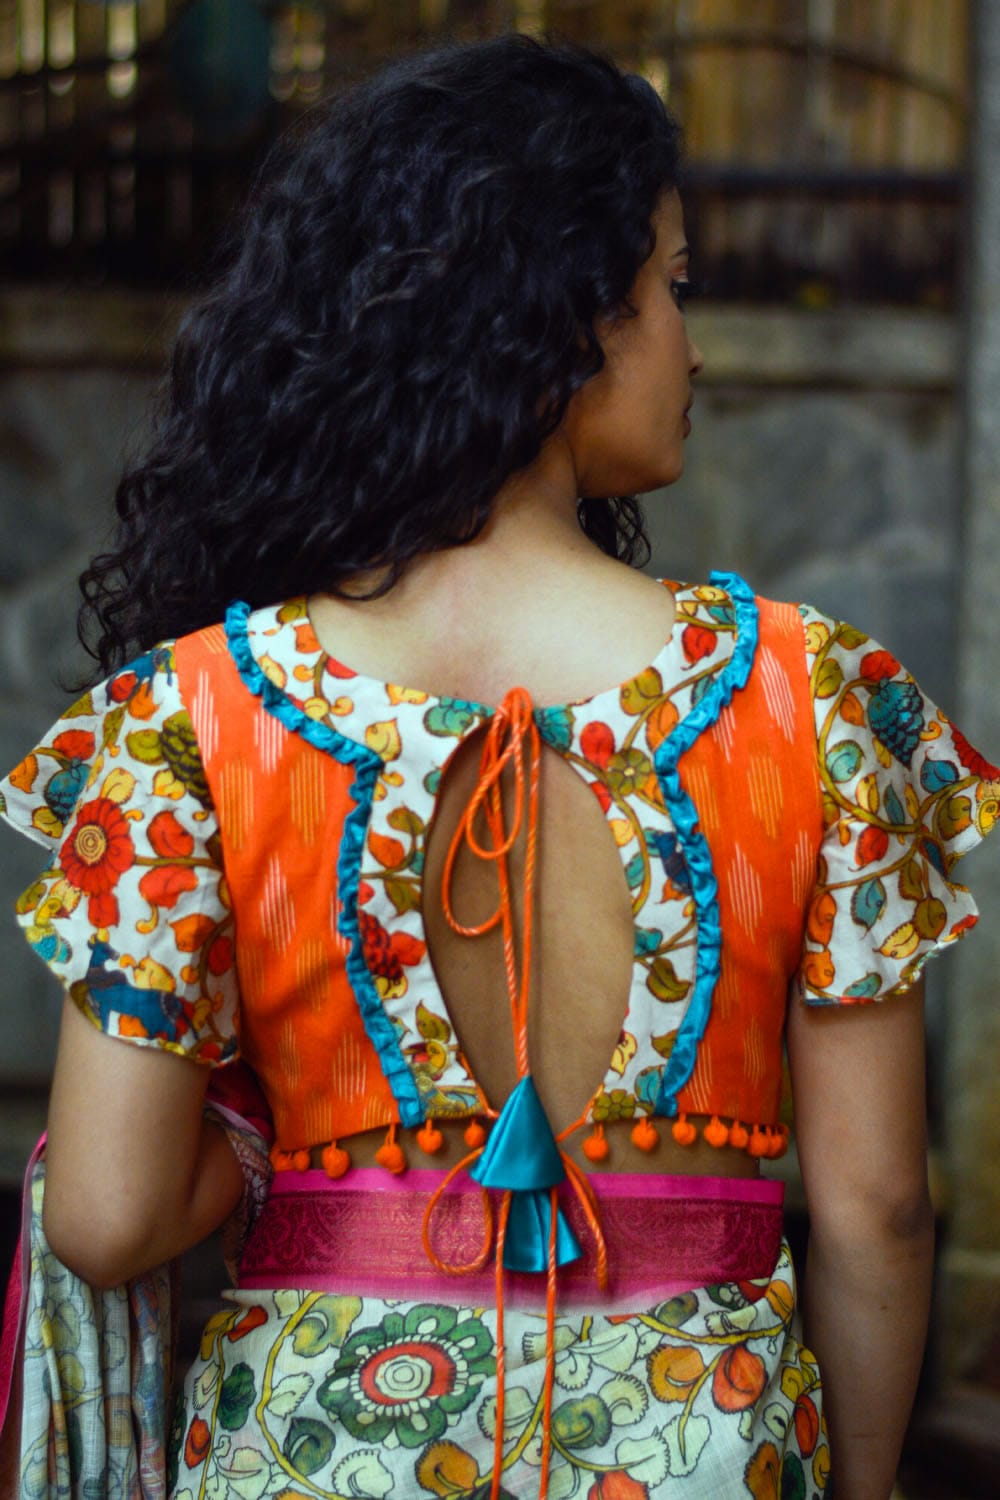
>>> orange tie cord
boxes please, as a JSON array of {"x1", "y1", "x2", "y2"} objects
[{"x1": 418, "y1": 687, "x2": 607, "y2": 1500}]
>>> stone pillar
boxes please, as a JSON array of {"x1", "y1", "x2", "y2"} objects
[{"x1": 941, "y1": 0, "x2": 1000, "y2": 1383}]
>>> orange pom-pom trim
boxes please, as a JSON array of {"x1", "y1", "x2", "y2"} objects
[
  {"x1": 748, "y1": 1125, "x2": 770, "y2": 1158},
  {"x1": 631, "y1": 1116, "x2": 659, "y2": 1152},
  {"x1": 582, "y1": 1123, "x2": 610, "y2": 1162},
  {"x1": 321, "y1": 1142, "x2": 351, "y2": 1179},
  {"x1": 728, "y1": 1119, "x2": 750, "y2": 1150},
  {"x1": 269, "y1": 1145, "x2": 310, "y2": 1173},
  {"x1": 375, "y1": 1123, "x2": 408, "y2": 1175},
  {"x1": 464, "y1": 1119, "x2": 486, "y2": 1149},
  {"x1": 671, "y1": 1113, "x2": 697, "y2": 1147},
  {"x1": 417, "y1": 1120, "x2": 444, "y2": 1155},
  {"x1": 704, "y1": 1116, "x2": 729, "y2": 1149}
]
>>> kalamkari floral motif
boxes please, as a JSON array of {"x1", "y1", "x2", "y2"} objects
[
  {"x1": 0, "y1": 645, "x2": 238, "y2": 1063},
  {"x1": 318, "y1": 1303, "x2": 496, "y2": 1448},
  {"x1": 167, "y1": 1242, "x2": 828, "y2": 1500},
  {"x1": 797, "y1": 604, "x2": 999, "y2": 1003}
]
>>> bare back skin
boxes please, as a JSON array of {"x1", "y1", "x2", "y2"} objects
[{"x1": 307, "y1": 528, "x2": 760, "y2": 1180}]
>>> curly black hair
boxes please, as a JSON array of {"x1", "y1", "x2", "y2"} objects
[{"x1": 79, "y1": 32, "x2": 683, "y2": 675}]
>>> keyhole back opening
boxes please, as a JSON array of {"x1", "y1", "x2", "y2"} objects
[{"x1": 421, "y1": 721, "x2": 637, "y2": 1132}]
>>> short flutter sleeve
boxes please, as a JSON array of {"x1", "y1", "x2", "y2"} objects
[
  {"x1": 797, "y1": 606, "x2": 999, "y2": 1004},
  {"x1": 0, "y1": 645, "x2": 239, "y2": 1063}
]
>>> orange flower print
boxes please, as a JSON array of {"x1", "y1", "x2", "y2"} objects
[
  {"x1": 801, "y1": 948, "x2": 835, "y2": 991},
  {"x1": 588, "y1": 1474, "x2": 649, "y2": 1499},
  {"x1": 183, "y1": 1415, "x2": 211, "y2": 1468},
  {"x1": 647, "y1": 1343, "x2": 705, "y2": 1402},
  {"x1": 794, "y1": 1393, "x2": 820, "y2": 1457},
  {"x1": 226, "y1": 1304, "x2": 268, "y2": 1341},
  {"x1": 859, "y1": 649, "x2": 900, "y2": 682},
  {"x1": 415, "y1": 1441, "x2": 480, "y2": 1497},
  {"x1": 744, "y1": 1441, "x2": 779, "y2": 1500},
  {"x1": 60, "y1": 796, "x2": 136, "y2": 927},
  {"x1": 139, "y1": 865, "x2": 199, "y2": 910},
  {"x1": 50, "y1": 728, "x2": 96, "y2": 762},
  {"x1": 854, "y1": 825, "x2": 889, "y2": 869},
  {"x1": 581, "y1": 720, "x2": 615, "y2": 770},
  {"x1": 682, "y1": 624, "x2": 716, "y2": 664},
  {"x1": 294, "y1": 620, "x2": 321, "y2": 654},
  {"x1": 951, "y1": 725, "x2": 1000, "y2": 780},
  {"x1": 712, "y1": 1345, "x2": 767, "y2": 1412},
  {"x1": 147, "y1": 809, "x2": 194, "y2": 859},
  {"x1": 359, "y1": 910, "x2": 426, "y2": 995},
  {"x1": 806, "y1": 889, "x2": 836, "y2": 946}
]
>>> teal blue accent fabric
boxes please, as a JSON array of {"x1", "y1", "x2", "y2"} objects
[
  {"x1": 469, "y1": 1075, "x2": 565, "y2": 1190},
  {"x1": 224, "y1": 601, "x2": 425, "y2": 1127},
  {"x1": 652, "y1": 572, "x2": 760, "y2": 1118},
  {"x1": 503, "y1": 1189, "x2": 583, "y2": 1272}
]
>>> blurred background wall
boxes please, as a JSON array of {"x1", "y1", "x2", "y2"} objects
[{"x1": 1, "y1": 3, "x2": 998, "y2": 1493}]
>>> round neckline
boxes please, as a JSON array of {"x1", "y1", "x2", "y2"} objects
[{"x1": 285, "y1": 578, "x2": 718, "y2": 717}]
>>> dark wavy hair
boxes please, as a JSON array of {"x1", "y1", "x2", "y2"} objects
[{"x1": 79, "y1": 32, "x2": 683, "y2": 675}]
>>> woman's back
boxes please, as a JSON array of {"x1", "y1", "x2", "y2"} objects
[{"x1": 309, "y1": 534, "x2": 719, "y2": 1165}]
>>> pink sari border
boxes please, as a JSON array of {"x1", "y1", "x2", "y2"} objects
[{"x1": 240, "y1": 1168, "x2": 785, "y2": 1311}]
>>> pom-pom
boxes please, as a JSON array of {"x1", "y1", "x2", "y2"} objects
[
  {"x1": 270, "y1": 1146, "x2": 305, "y2": 1173},
  {"x1": 748, "y1": 1125, "x2": 770, "y2": 1158},
  {"x1": 464, "y1": 1119, "x2": 486, "y2": 1149},
  {"x1": 376, "y1": 1141, "x2": 408, "y2": 1174},
  {"x1": 671, "y1": 1114, "x2": 697, "y2": 1147},
  {"x1": 321, "y1": 1142, "x2": 351, "y2": 1179},
  {"x1": 582, "y1": 1124, "x2": 609, "y2": 1162},
  {"x1": 417, "y1": 1120, "x2": 444, "y2": 1155},
  {"x1": 630, "y1": 1116, "x2": 659, "y2": 1152},
  {"x1": 375, "y1": 1124, "x2": 407, "y2": 1175},
  {"x1": 704, "y1": 1116, "x2": 729, "y2": 1149},
  {"x1": 728, "y1": 1120, "x2": 750, "y2": 1151}
]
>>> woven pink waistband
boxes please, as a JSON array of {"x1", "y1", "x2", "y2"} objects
[{"x1": 238, "y1": 1169, "x2": 785, "y2": 1311}]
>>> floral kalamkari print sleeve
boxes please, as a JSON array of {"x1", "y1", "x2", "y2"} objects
[
  {"x1": 0, "y1": 643, "x2": 239, "y2": 1062},
  {"x1": 796, "y1": 606, "x2": 1000, "y2": 1004}
]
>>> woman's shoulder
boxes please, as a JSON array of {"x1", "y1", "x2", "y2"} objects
[{"x1": 0, "y1": 639, "x2": 237, "y2": 1066}]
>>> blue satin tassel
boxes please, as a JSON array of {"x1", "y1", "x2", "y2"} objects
[
  {"x1": 469, "y1": 1075, "x2": 565, "y2": 1190},
  {"x1": 503, "y1": 1188, "x2": 582, "y2": 1272},
  {"x1": 468, "y1": 1075, "x2": 581, "y2": 1273}
]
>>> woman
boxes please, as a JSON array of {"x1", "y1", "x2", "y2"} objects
[{"x1": 0, "y1": 32, "x2": 991, "y2": 1500}]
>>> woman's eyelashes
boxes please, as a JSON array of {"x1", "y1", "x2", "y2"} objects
[{"x1": 670, "y1": 275, "x2": 701, "y2": 312}]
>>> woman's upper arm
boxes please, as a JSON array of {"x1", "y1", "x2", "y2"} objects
[
  {"x1": 43, "y1": 996, "x2": 217, "y2": 1279},
  {"x1": 786, "y1": 978, "x2": 930, "y2": 1237}
]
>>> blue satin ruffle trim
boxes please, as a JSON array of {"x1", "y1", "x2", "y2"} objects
[
  {"x1": 224, "y1": 601, "x2": 424, "y2": 1127},
  {"x1": 652, "y1": 571, "x2": 759, "y2": 1117}
]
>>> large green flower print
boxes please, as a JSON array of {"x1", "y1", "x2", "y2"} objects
[{"x1": 318, "y1": 1304, "x2": 495, "y2": 1449}]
